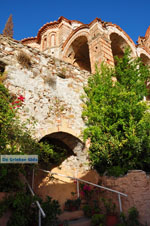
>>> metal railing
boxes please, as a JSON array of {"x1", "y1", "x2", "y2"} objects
[
  {"x1": 32, "y1": 168, "x2": 127, "y2": 213},
  {"x1": 25, "y1": 177, "x2": 46, "y2": 226}
]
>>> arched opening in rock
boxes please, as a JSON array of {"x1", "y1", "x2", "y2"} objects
[
  {"x1": 39, "y1": 132, "x2": 84, "y2": 170},
  {"x1": 140, "y1": 54, "x2": 150, "y2": 100},
  {"x1": 110, "y1": 33, "x2": 131, "y2": 64},
  {"x1": 66, "y1": 36, "x2": 91, "y2": 72}
]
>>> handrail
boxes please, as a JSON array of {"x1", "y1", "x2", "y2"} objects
[
  {"x1": 25, "y1": 177, "x2": 46, "y2": 226},
  {"x1": 38, "y1": 169, "x2": 127, "y2": 197},
  {"x1": 35, "y1": 168, "x2": 127, "y2": 213}
]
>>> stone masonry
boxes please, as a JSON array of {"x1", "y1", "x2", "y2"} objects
[
  {"x1": 21, "y1": 16, "x2": 150, "y2": 72},
  {"x1": 0, "y1": 34, "x2": 90, "y2": 173}
]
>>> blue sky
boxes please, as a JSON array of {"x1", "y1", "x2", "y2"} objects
[{"x1": 0, "y1": 0, "x2": 149, "y2": 43}]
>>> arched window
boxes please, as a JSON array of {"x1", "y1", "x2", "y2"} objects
[
  {"x1": 49, "y1": 33, "x2": 56, "y2": 47},
  {"x1": 110, "y1": 33, "x2": 132, "y2": 65},
  {"x1": 42, "y1": 36, "x2": 47, "y2": 50},
  {"x1": 65, "y1": 36, "x2": 91, "y2": 72},
  {"x1": 51, "y1": 34, "x2": 55, "y2": 46}
]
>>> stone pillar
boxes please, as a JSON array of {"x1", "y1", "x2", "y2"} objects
[{"x1": 89, "y1": 23, "x2": 114, "y2": 73}]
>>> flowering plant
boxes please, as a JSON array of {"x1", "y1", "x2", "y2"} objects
[
  {"x1": 11, "y1": 95, "x2": 25, "y2": 109},
  {"x1": 80, "y1": 183, "x2": 93, "y2": 201}
]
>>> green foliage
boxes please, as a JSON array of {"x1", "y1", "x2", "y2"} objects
[
  {"x1": 0, "y1": 192, "x2": 38, "y2": 226},
  {"x1": 39, "y1": 142, "x2": 68, "y2": 169},
  {"x1": 119, "y1": 207, "x2": 143, "y2": 226},
  {"x1": 82, "y1": 49, "x2": 150, "y2": 175},
  {"x1": 64, "y1": 198, "x2": 81, "y2": 211},
  {"x1": 82, "y1": 204, "x2": 93, "y2": 217},
  {"x1": 91, "y1": 213, "x2": 105, "y2": 226},
  {"x1": 0, "y1": 193, "x2": 61, "y2": 226},
  {"x1": 41, "y1": 196, "x2": 61, "y2": 226},
  {"x1": 101, "y1": 198, "x2": 116, "y2": 215}
]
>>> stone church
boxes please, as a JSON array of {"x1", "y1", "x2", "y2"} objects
[{"x1": 21, "y1": 16, "x2": 150, "y2": 72}]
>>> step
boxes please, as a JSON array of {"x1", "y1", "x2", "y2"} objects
[
  {"x1": 68, "y1": 217, "x2": 91, "y2": 226},
  {"x1": 59, "y1": 210, "x2": 84, "y2": 221}
]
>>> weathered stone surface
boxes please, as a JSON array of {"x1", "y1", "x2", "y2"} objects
[{"x1": 0, "y1": 35, "x2": 90, "y2": 174}]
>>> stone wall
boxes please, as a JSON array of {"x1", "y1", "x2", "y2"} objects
[
  {"x1": 0, "y1": 35, "x2": 89, "y2": 139},
  {"x1": 0, "y1": 35, "x2": 91, "y2": 173},
  {"x1": 99, "y1": 170, "x2": 150, "y2": 225}
]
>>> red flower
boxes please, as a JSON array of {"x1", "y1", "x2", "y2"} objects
[
  {"x1": 80, "y1": 191, "x2": 85, "y2": 196},
  {"x1": 18, "y1": 95, "x2": 25, "y2": 102},
  {"x1": 83, "y1": 185, "x2": 91, "y2": 191},
  {"x1": 14, "y1": 101, "x2": 20, "y2": 104}
]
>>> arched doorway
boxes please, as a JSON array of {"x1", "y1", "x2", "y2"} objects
[
  {"x1": 39, "y1": 132, "x2": 85, "y2": 170},
  {"x1": 65, "y1": 36, "x2": 91, "y2": 72}
]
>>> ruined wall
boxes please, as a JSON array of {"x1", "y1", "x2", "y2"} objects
[
  {"x1": 0, "y1": 35, "x2": 91, "y2": 174},
  {"x1": 0, "y1": 35, "x2": 89, "y2": 138},
  {"x1": 99, "y1": 170, "x2": 150, "y2": 225}
]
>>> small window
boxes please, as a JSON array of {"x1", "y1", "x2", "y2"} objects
[{"x1": 42, "y1": 37, "x2": 47, "y2": 50}]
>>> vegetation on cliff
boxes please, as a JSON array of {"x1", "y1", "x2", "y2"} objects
[{"x1": 82, "y1": 49, "x2": 150, "y2": 176}]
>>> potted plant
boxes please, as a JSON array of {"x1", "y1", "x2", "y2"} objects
[
  {"x1": 102, "y1": 198, "x2": 118, "y2": 226},
  {"x1": 117, "y1": 207, "x2": 142, "y2": 226},
  {"x1": 64, "y1": 198, "x2": 81, "y2": 211},
  {"x1": 82, "y1": 204, "x2": 93, "y2": 217}
]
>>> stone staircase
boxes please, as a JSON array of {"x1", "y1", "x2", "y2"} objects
[{"x1": 59, "y1": 210, "x2": 91, "y2": 226}]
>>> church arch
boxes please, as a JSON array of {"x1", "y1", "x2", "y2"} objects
[
  {"x1": 48, "y1": 32, "x2": 56, "y2": 47},
  {"x1": 110, "y1": 32, "x2": 135, "y2": 64},
  {"x1": 63, "y1": 29, "x2": 91, "y2": 72}
]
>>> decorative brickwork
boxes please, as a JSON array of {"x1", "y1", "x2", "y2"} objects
[{"x1": 21, "y1": 16, "x2": 150, "y2": 72}]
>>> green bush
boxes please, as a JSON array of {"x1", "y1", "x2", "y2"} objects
[
  {"x1": 82, "y1": 49, "x2": 150, "y2": 176},
  {"x1": 0, "y1": 193, "x2": 61, "y2": 226},
  {"x1": 82, "y1": 204, "x2": 93, "y2": 217},
  {"x1": 64, "y1": 198, "x2": 81, "y2": 211},
  {"x1": 0, "y1": 192, "x2": 38, "y2": 226},
  {"x1": 119, "y1": 207, "x2": 143, "y2": 226},
  {"x1": 41, "y1": 196, "x2": 61, "y2": 226},
  {"x1": 91, "y1": 213, "x2": 105, "y2": 226}
]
